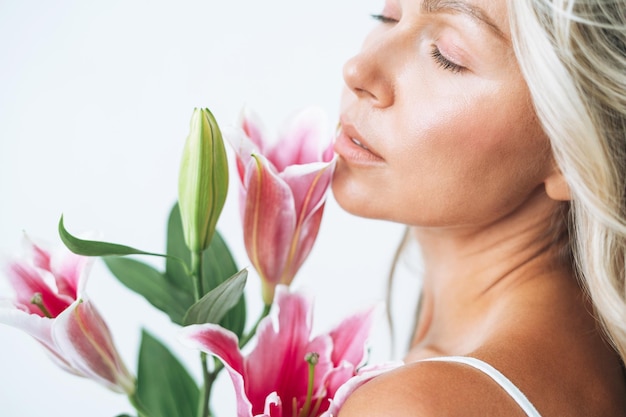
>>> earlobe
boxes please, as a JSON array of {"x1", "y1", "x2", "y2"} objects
[{"x1": 544, "y1": 169, "x2": 571, "y2": 201}]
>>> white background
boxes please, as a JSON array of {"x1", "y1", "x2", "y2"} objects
[{"x1": 0, "y1": 1, "x2": 419, "y2": 416}]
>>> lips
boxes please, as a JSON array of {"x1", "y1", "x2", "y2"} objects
[
  {"x1": 334, "y1": 118, "x2": 384, "y2": 165},
  {"x1": 350, "y1": 137, "x2": 370, "y2": 150}
]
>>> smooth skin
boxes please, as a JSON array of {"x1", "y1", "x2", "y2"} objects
[{"x1": 332, "y1": 0, "x2": 626, "y2": 415}]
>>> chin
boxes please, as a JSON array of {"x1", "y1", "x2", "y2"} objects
[
  {"x1": 331, "y1": 172, "x2": 446, "y2": 227},
  {"x1": 331, "y1": 170, "x2": 384, "y2": 220}
]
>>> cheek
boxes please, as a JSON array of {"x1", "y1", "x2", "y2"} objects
[{"x1": 387, "y1": 93, "x2": 550, "y2": 225}]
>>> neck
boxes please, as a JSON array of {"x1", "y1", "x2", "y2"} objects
[{"x1": 408, "y1": 189, "x2": 571, "y2": 358}]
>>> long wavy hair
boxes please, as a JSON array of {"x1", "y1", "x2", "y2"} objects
[{"x1": 508, "y1": 0, "x2": 626, "y2": 360}]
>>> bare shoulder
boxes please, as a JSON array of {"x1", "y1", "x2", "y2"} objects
[{"x1": 337, "y1": 360, "x2": 526, "y2": 417}]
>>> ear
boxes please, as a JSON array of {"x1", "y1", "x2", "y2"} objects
[{"x1": 544, "y1": 166, "x2": 571, "y2": 201}]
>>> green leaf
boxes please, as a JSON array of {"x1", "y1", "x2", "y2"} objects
[
  {"x1": 104, "y1": 257, "x2": 192, "y2": 325},
  {"x1": 183, "y1": 269, "x2": 247, "y2": 325},
  {"x1": 199, "y1": 213, "x2": 247, "y2": 336},
  {"x1": 201, "y1": 230, "x2": 238, "y2": 294},
  {"x1": 166, "y1": 203, "x2": 240, "y2": 293},
  {"x1": 165, "y1": 204, "x2": 194, "y2": 294},
  {"x1": 216, "y1": 290, "x2": 247, "y2": 337},
  {"x1": 59, "y1": 215, "x2": 165, "y2": 258},
  {"x1": 165, "y1": 202, "x2": 247, "y2": 335},
  {"x1": 136, "y1": 330, "x2": 199, "y2": 417}
]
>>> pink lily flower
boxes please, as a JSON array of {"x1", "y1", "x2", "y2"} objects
[
  {"x1": 0, "y1": 235, "x2": 135, "y2": 394},
  {"x1": 179, "y1": 285, "x2": 397, "y2": 417},
  {"x1": 231, "y1": 107, "x2": 336, "y2": 304}
]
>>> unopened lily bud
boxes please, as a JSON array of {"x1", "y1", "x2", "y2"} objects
[{"x1": 178, "y1": 108, "x2": 229, "y2": 252}]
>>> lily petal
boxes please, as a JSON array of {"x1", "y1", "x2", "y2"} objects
[
  {"x1": 322, "y1": 362, "x2": 356, "y2": 402},
  {"x1": 5, "y1": 262, "x2": 72, "y2": 317},
  {"x1": 246, "y1": 287, "x2": 315, "y2": 412},
  {"x1": 25, "y1": 233, "x2": 89, "y2": 299},
  {"x1": 27, "y1": 238, "x2": 52, "y2": 271},
  {"x1": 240, "y1": 106, "x2": 270, "y2": 155},
  {"x1": 321, "y1": 363, "x2": 402, "y2": 417},
  {"x1": 53, "y1": 299, "x2": 134, "y2": 394},
  {"x1": 179, "y1": 323, "x2": 253, "y2": 417},
  {"x1": 242, "y1": 155, "x2": 296, "y2": 299},
  {"x1": 0, "y1": 299, "x2": 85, "y2": 377},
  {"x1": 269, "y1": 107, "x2": 330, "y2": 170},
  {"x1": 280, "y1": 161, "x2": 334, "y2": 222},
  {"x1": 259, "y1": 392, "x2": 282, "y2": 417},
  {"x1": 50, "y1": 247, "x2": 89, "y2": 299},
  {"x1": 279, "y1": 162, "x2": 335, "y2": 282},
  {"x1": 329, "y1": 305, "x2": 378, "y2": 368}
]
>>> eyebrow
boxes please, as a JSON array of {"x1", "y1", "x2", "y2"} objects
[{"x1": 421, "y1": 0, "x2": 508, "y2": 42}]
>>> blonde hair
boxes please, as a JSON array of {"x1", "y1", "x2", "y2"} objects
[{"x1": 508, "y1": 0, "x2": 626, "y2": 360}]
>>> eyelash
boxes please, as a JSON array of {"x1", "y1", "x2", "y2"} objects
[
  {"x1": 370, "y1": 14, "x2": 397, "y2": 24},
  {"x1": 370, "y1": 13, "x2": 466, "y2": 74},
  {"x1": 430, "y1": 47, "x2": 465, "y2": 73}
]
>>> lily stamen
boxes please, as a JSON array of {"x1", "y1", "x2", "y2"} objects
[
  {"x1": 30, "y1": 292, "x2": 52, "y2": 318},
  {"x1": 309, "y1": 392, "x2": 326, "y2": 417},
  {"x1": 299, "y1": 352, "x2": 320, "y2": 417}
]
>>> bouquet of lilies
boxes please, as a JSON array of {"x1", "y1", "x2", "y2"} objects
[{"x1": 0, "y1": 106, "x2": 395, "y2": 417}]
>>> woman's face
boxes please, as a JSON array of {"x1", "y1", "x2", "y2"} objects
[{"x1": 332, "y1": 0, "x2": 554, "y2": 228}]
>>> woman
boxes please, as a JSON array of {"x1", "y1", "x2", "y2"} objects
[{"x1": 332, "y1": 0, "x2": 626, "y2": 415}]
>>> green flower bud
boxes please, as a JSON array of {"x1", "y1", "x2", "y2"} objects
[{"x1": 178, "y1": 108, "x2": 229, "y2": 252}]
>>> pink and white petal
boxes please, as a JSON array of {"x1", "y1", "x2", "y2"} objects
[
  {"x1": 0, "y1": 300, "x2": 58, "y2": 351},
  {"x1": 279, "y1": 164, "x2": 333, "y2": 282},
  {"x1": 283, "y1": 206, "x2": 325, "y2": 284},
  {"x1": 243, "y1": 156, "x2": 296, "y2": 285},
  {"x1": 226, "y1": 125, "x2": 261, "y2": 183},
  {"x1": 328, "y1": 304, "x2": 379, "y2": 368},
  {"x1": 320, "y1": 362, "x2": 401, "y2": 417},
  {"x1": 5, "y1": 262, "x2": 71, "y2": 317},
  {"x1": 50, "y1": 248, "x2": 91, "y2": 299},
  {"x1": 322, "y1": 139, "x2": 336, "y2": 163},
  {"x1": 274, "y1": 286, "x2": 315, "y2": 339},
  {"x1": 250, "y1": 287, "x2": 314, "y2": 362},
  {"x1": 179, "y1": 323, "x2": 246, "y2": 376},
  {"x1": 245, "y1": 287, "x2": 315, "y2": 406},
  {"x1": 54, "y1": 300, "x2": 134, "y2": 393},
  {"x1": 270, "y1": 107, "x2": 330, "y2": 170},
  {"x1": 321, "y1": 362, "x2": 356, "y2": 400},
  {"x1": 25, "y1": 237, "x2": 52, "y2": 272},
  {"x1": 0, "y1": 300, "x2": 82, "y2": 375},
  {"x1": 280, "y1": 162, "x2": 334, "y2": 222},
  {"x1": 240, "y1": 106, "x2": 270, "y2": 154},
  {"x1": 179, "y1": 324, "x2": 254, "y2": 417},
  {"x1": 256, "y1": 392, "x2": 282, "y2": 417}
]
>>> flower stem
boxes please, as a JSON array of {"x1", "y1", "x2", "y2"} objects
[
  {"x1": 191, "y1": 251, "x2": 204, "y2": 301},
  {"x1": 198, "y1": 352, "x2": 217, "y2": 417},
  {"x1": 190, "y1": 250, "x2": 212, "y2": 417},
  {"x1": 238, "y1": 303, "x2": 271, "y2": 348}
]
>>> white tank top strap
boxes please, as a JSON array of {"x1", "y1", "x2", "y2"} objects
[{"x1": 419, "y1": 356, "x2": 542, "y2": 417}]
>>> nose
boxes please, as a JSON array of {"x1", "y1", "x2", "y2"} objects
[{"x1": 342, "y1": 37, "x2": 395, "y2": 108}]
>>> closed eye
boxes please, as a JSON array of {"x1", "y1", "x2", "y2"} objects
[
  {"x1": 370, "y1": 14, "x2": 398, "y2": 24},
  {"x1": 430, "y1": 46, "x2": 465, "y2": 73}
]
